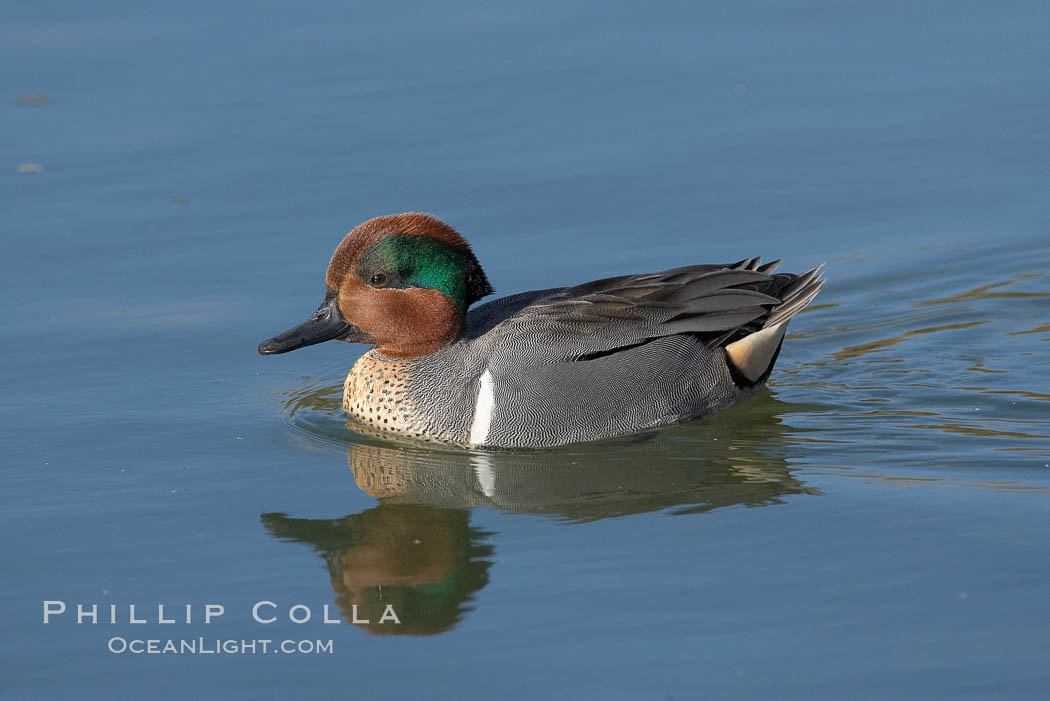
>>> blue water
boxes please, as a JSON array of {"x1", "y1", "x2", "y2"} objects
[{"x1": 3, "y1": 1, "x2": 1049, "y2": 698}]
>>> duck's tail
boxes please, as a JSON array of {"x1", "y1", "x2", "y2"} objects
[{"x1": 721, "y1": 259, "x2": 826, "y2": 384}]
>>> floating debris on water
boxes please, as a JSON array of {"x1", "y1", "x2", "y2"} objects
[
  {"x1": 16, "y1": 93, "x2": 51, "y2": 106},
  {"x1": 16, "y1": 163, "x2": 45, "y2": 174}
]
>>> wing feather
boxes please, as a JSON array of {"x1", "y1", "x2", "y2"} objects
[{"x1": 483, "y1": 259, "x2": 825, "y2": 364}]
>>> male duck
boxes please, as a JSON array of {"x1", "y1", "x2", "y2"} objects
[{"x1": 259, "y1": 213, "x2": 824, "y2": 448}]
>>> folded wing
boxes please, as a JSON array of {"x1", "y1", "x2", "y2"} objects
[{"x1": 489, "y1": 258, "x2": 825, "y2": 366}]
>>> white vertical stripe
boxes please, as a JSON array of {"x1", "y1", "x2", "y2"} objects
[
  {"x1": 468, "y1": 370, "x2": 495, "y2": 446},
  {"x1": 472, "y1": 453, "x2": 496, "y2": 497}
]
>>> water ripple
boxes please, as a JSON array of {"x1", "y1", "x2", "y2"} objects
[{"x1": 772, "y1": 236, "x2": 1050, "y2": 468}]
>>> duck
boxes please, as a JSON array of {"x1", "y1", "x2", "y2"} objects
[{"x1": 259, "y1": 213, "x2": 825, "y2": 449}]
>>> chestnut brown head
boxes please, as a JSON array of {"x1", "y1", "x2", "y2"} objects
[{"x1": 259, "y1": 213, "x2": 493, "y2": 358}]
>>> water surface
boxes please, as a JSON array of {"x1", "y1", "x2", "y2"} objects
[{"x1": 3, "y1": 1, "x2": 1049, "y2": 698}]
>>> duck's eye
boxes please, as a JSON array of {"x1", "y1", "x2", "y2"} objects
[{"x1": 370, "y1": 273, "x2": 388, "y2": 287}]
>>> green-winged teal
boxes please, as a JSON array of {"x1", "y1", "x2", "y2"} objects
[{"x1": 260, "y1": 213, "x2": 824, "y2": 448}]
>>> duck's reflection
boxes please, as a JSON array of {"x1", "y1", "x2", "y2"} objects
[
  {"x1": 262, "y1": 505, "x2": 492, "y2": 636},
  {"x1": 263, "y1": 392, "x2": 819, "y2": 635}
]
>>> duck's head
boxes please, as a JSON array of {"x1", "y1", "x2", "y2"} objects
[{"x1": 259, "y1": 213, "x2": 493, "y2": 358}]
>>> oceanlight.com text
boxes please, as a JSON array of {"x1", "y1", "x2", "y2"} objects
[{"x1": 107, "y1": 637, "x2": 334, "y2": 655}]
